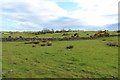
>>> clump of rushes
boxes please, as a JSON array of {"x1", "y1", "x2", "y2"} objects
[
  {"x1": 42, "y1": 40, "x2": 47, "y2": 42},
  {"x1": 106, "y1": 42, "x2": 120, "y2": 47},
  {"x1": 24, "y1": 41, "x2": 39, "y2": 44},
  {"x1": 8, "y1": 36, "x2": 12, "y2": 38},
  {"x1": 19, "y1": 36, "x2": 23, "y2": 38},
  {"x1": 102, "y1": 39, "x2": 106, "y2": 41},
  {"x1": 24, "y1": 41, "x2": 32, "y2": 44},
  {"x1": 66, "y1": 45, "x2": 74, "y2": 49},
  {"x1": 40, "y1": 43, "x2": 46, "y2": 46},
  {"x1": 32, "y1": 41, "x2": 39, "y2": 44},
  {"x1": 86, "y1": 34, "x2": 89, "y2": 35},
  {"x1": 32, "y1": 45, "x2": 36, "y2": 47},
  {"x1": 47, "y1": 42, "x2": 52, "y2": 46}
]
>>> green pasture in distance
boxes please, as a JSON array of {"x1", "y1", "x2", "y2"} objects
[
  {"x1": 1, "y1": 31, "x2": 119, "y2": 38},
  {"x1": 2, "y1": 36, "x2": 118, "y2": 78}
]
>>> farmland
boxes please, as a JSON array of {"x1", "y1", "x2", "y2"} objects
[
  {"x1": 2, "y1": 31, "x2": 119, "y2": 38},
  {"x1": 1, "y1": 31, "x2": 119, "y2": 78}
]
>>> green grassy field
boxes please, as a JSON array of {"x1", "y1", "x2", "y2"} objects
[
  {"x1": 2, "y1": 31, "x2": 119, "y2": 38},
  {"x1": 2, "y1": 36, "x2": 119, "y2": 78}
]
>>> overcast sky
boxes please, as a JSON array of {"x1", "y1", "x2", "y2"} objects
[{"x1": 0, "y1": 0, "x2": 119, "y2": 31}]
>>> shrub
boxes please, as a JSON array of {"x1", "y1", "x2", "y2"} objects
[{"x1": 117, "y1": 30, "x2": 120, "y2": 33}]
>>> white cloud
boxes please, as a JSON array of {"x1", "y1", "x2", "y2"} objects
[
  {"x1": 0, "y1": 0, "x2": 118, "y2": 31},
  {"x1": 0, "y1": 0, "x2": 67, "y2": 29},
  {"x1": 67, "y1": 0, "x2": 118, "y2": 26}
]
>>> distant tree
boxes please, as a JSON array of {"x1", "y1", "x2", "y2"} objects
[
  {"x1": 51, "y1": 29, "x2": 54, "y2": 33},
  {"x1": 60, "y1": 29, "x2": 66, "y2": 33},
  {"x1": 68, "y1": 29, "x2": 72, "y2": 32},
  {"x1": 55, "y1": 30, "x2": 59, "y2": 33},
  {"x1": 42, "y1": 28, "x2": 49, "y2": 32}
]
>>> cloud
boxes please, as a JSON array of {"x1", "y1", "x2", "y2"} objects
[
  {"x1": 0, "y1": 0, "x2": 119, "y2": 31},
  {"x1": 0, "y1": 0, "x2": 67, "y2": 30},
  {"x1": 67, "y1": 0, "x2": 118, "y2": 26}
]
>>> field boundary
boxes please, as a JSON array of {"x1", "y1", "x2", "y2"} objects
[{"x1": 1, "y1": 35, "x2": 120, "y2": 42}]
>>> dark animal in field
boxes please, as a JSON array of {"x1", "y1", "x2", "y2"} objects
[
  {"x1": 66, "y1": 45, "x2": 74, "y2": 49},
  {"x1": 62, "y1": 33, "x2": 69, "y2": 36},
  {"x1": 40, "y1": 44, "x2": 46, "y2": 46},
  {"x1": 106, "y1": 42, "x2": 120, "y2": 47}
]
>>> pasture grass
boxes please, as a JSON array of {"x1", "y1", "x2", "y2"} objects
[
  {"x1": 2, "y1": 31, "x2": 119, "y2": 38},
  {"x1": 2, "y1": 37, "x2": 118, "y2": 78}
]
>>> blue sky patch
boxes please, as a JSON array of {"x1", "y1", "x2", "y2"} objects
[{"x1": 57, "y1": 2, "x2": 79, "y2": 11}]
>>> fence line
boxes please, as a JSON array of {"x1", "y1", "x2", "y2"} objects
[{"x1": 1, "y1": 35, "x2": 120, "y2": 42}]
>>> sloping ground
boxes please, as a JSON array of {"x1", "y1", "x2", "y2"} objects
[{"x1": 2, "y1": 37, "x2": 118, "y2": 78}]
